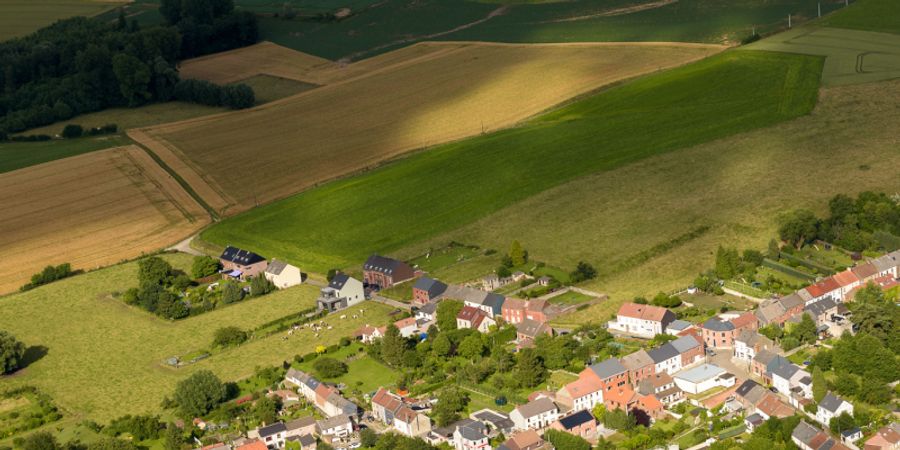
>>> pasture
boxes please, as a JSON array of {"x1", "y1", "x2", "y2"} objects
[
  {"x1": 453, "y1": 77, "x2": 900, "y2": 326},
  {"x1": 745, "y1": 26, "x2": 900, "y2": 85},
  {"x1": 822, "y1": 0, "x2": 900, "y2": 34},
  {"x1": 0, "y1": 135, "x2": 129, "y2": 174},
  {"x1": 0, "y1": 253, "x2": 397, "y2": 422},
  {"x1": 142, "y1": 42, "x2": 723, "y2": 212},
  {"x1": 0, "y1": 0, "x2": 123, "y2": 42},
  {"x1": 199, "y1": 50, "x2": 823, "y2": 274},
  {"x1": 0, "y1": 146, "x2": 208, "y2": 294}
]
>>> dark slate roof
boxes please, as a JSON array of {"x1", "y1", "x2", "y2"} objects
[
  {"x1": 702, "y1": 317, "x2": 735, "y2": 332},
  {"x1": 805, "y1": 298, "x2": 838, "y2": 317},
  {"x1": 558, "y1": 410, "x2": 594, "y2": 430},
  {"x1": 670, "y1": 335, "x2": 701, "y2": 354},
  {"x1": 589, "y1": 358, "x2": 627, "y2": 380},
  {"x1": 220, "y1": 246, "x2": 266, "y2": 265},
  {"x1": 471, "y1": 410, "x2": 513, "y2": 431},
  {"x1": 298, "y1": 434, "x2": 316, "y2": 446},
  {"x1": 792, "y1": 421, "x2": 820, "y2": 445},
  {"x1": 648, "y1": 343, "x2": 679, "y2": 364},
  {"x1": 364, "y1": 255, "x2": 408, "y2": 274},
  {"x1": 329, "y1": 273, "x2": 351, "y2": 290},
  {"x1": 456, "y1": 421, "x2": 487, "y2": 441},
  {"x1": 735, "y1": 379, "x2": 761, "y2": 398},
  {"x1": 258, "y1": 422, "x2": 287, "y2": 437},
  {"x1": 483, "y1": 293, "x2": 506, "y2": 315},
  {"x1": 667, "y1": 319, "x2": 693, "y2": 331},
  {"x1": 819, "y1": 393, "x2": 847, "y2": 413},
  {"x1": 413, "y1": 277, "x2": 447, "y2": 297},
  {"x1": 418, "y1": 302, "x2": 437, "y2": 315},
  {"x1": 767, "y1": 355, "x2": 799, "y2": 379}
]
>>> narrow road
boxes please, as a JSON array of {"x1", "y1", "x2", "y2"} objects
[
  {"x1": 370, "y1": 294, "x2": 412, "y2": 311},
  {"x1": 167, "y1": 234, "x2": 204, "y2": 256}
]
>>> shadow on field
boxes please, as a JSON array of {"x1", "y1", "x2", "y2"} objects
[{"x1": 19, "y1": 345, "x2": 49, "y2": 370}]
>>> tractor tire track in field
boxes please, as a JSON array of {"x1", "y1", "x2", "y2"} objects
[
  {"x1": 338, "y1": 6, "x2": 509, "y2": 62},
  {"x1": 535, "y1": 0, "x2": 678, "y2": 24}
]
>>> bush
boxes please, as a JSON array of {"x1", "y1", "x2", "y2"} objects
[
  {"x1": 313, "y1": 357, "x2": 348, "y2": 378},
  {"x1": 191, "y1": 256, "x2": 220, "y2": 278},
  {"x1": 173, "y1": 79, "x2": 255, "y2": 109},
  {"x1": 20, "y1": 263, "x2": 74, "y2": 291},
  {"x1": 0, "y1": 331, "x2": 27, "y2": 374},
  {"x1": 212, "y1": 326, "x2": 248, "y2": 348},
  {"x1": 61, "y1": 124, "x2": 83, "y2": 138}
]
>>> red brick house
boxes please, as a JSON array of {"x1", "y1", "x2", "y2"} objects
[
  {"x1": 701, "y1": 311, "x2": 758, "y2": 348},
  {"x1": 549, "y1": 410, "x2": 596, "y2": 439},
  {"x1": 620, "y1": 350, "x2": 655, "y2": 385},
  {"x1": 411, "y1": 277, "x2": 447, "y2": 305},
  {"x1": 502, "y1": 298, "x2": 528, "y2": 324},
  {"x1": 363, "y1": 255, "x2": 415, "y2": 289},
  {"x1": 219, "y1": 246, "x2": 268, "y2": 280},
  {"x1": 525, "y1": 299, "x2": 550, "y2": 323}
]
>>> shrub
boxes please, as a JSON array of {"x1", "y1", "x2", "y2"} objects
[
  {"x1": 191, "y1": 256, "x2": 220, "y2": 278},
  {"x1": 0, "y1": 331, "x2": 27, "y2": 374},
  {"x1": 212, "y1": 326, "x2": 248, "y2": 348},
  {"x1": 61, "y1": 124, "x2": 83, "y2": 138},
  {"x1": 20, "y1": 263, "x2": 74, "y2": 291}
]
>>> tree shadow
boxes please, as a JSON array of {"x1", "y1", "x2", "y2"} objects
[{"x1": 19, "y1": 345, "x2": 49, "y2": 370}]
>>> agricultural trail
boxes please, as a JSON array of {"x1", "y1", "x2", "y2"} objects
[{"x1": 538, "y1": 0, "x2": 679, "y2": 23}]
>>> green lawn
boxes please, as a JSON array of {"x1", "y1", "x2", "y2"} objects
[
  {"x1": 234, "y1": 74, "x2": 319, "y2": 105},
  {"x1": 682, "y1": 293, "x2": 757, "y2": 311},
  {"x1": 200, "y1": 50, "x2": 823, "y2": 274},
  {"x1": 822, "y1": 0, "x2": 900, "y2": 34},
  {"x1": 294, "y1": 344, "x2": 398, "y2": 395},
  {"x1": 407, "y1": 244, "x2": 485, "y2": 274},
  {"x1": 0, "y1": 253, "x2": 396, "y2": 423},
  {"x1": 548, "y1": 290, "x2": 594, "y2": 306},
  {"x1": 0, "y1": 135, "x2": 130, "y2": 174}
]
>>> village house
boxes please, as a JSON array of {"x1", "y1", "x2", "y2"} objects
[
  {"x1": 607, "y1": 302, "x2": 676, "y2": 338},
  {"x1": 816, "y1": 393, "x2": 854, "y2": 427},
  {"x1": 471, "y1": 409, "x2": 515, "y2": 436},
  {"x1": 792, "y1": 420, "x2": 853, "y2": 450},
  {"x1": 363, "y1": 255, "x2": 415, "y2": 289},
  {"x1": 871, "y1": 250, "x2": 900, "y2": 278},
  {"x1": 733, "y1": 330, "x2": 778, "y2": 362},
  {"x1": 371, "y1": 388, "x2": 433, "y2": 437},
  {"x1": 549, "y1": 410, "x2": 597, "y2": 440},
  {"x1": 803, "y1": 277, "x2": 843, "y2": 304},
  {"x1": 415, "y1": 302, "x2": 438, "y2": 322},
  {"x1": 412, "y1": 277, "x2": 448, "y2": 305},
  {"x1": 457, "y1": 305, "x2": 496, "y2": 333},
  {"x1": 700, "y1": 311, "x2": 758, "y2": 349},
  {"x1": 394, "y1": 317, "x2": 420, "y2": 338},
  {"x1": 263, "y1": 259, "x2": 303, "y2": 288},
  {"x1": 665, "y1": 319, "x2": 695, "y2": 335},
  {"x1": 864, "y1": 423, "x2": 900, "y2": 450},
  {"x1": 756, "y1": 293, "x2": 805, "y2": 326},
  {"x1": 316, "y1": 414, "x2": 354, "y2": 439},
  {"x1": 256, "y1": 422, "x2": 286, "y2": 449},
  {"x1": 766, "y1": 355, "x2": 812, "y2": 399},
  {"x1": 284, "y1": 417, "x2": 316, "y2": 441},
  {"x1": 671, "y1": 334, "x2": 705, "y2": 368},
  {"x1": 452, "y1": 420, "x2": 490, "y2": 450},
  {"x1": 621, "y1": 349, "x2": 655, "y2": 384},
  {"x1": 672, "y1": 364, "x2": 735, "y2": 395},
  {"x1": 285, "y1": 368, "x2": 318, "y2": 400},
  {"x1": 510, "y1": 397, "x2": 560, "y2": 431},
  {"x1": 525, "y1": 299, "x2": 551, "y2": 323},
  {"x1": 483, "y1": 273, "x2": 512, "y2": 291},
  {"x1": 755, "y1": 392, "x2": 796, "y2": 419},
  {"x1": 498, "y1": 429, "x2": 550, "y2": 450},
  {"x1": 502, "y1": 298, "x2": 528, "y2": 324},
  {"x1": 515, "y1": 319, "x2": 552, "y2": 347},
  {"x1": 286, "y1": 370, "x2": 357, "y2": 420},
  {"x1": 750, "y1": 348, "x2": 778, "y2": 379},
  {"x1": 648, "y1": 343, "x2": 681, "y2": 376},
  {"x1": 219, "y1": 246, "x2": 268, "y2": 280},
  {"x1": 316, "y1": 274, "x2": 365, "y2": 312},
  {"x1": 584, "y1": 358, "x2": 629, "y2": 392},
  {"x1": 636, "y1": 372, "x2": 684, "y2": 406},
  {"x1": 556, "y1": 373, "x2": 604, "y2": 413},
  {"x1": 833, "y1": 270, "x2": 862, "y2": 297},
  {"x1": 353, "y1": 324, "x2": 387, "y2": 343}
]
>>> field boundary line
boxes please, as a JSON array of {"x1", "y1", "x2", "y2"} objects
[
  {"x1": 128, "y1": 135, "x2": 221, "y2": 221},
  {"x1": 119, "y1": 145, "x2": 206, "y2": 224}
]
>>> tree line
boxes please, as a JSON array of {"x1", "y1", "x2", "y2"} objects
[
  {"x1": 0, "y1": 0, "x2": 258, "y2": 134},
  {"x1": 779, "y1": 191, "x2": 900, "y2": 252}
]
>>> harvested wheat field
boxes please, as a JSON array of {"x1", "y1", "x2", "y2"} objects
[
  {"x1": 141, "y1": 42, "x2": 724, "y2": 212},
  {"x1": 0, "y1": 146, "x2": 209, "y2": 293},
  {"x1": 178, "y1": 41, "x2": 337, "y2": 85}
]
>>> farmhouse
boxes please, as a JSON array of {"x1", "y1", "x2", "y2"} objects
[
  {"x1": 672, "y1": 364, "x2": 735, "y2": 394},
  {"x1": 264, "y1": 259, "x2": 303, "y2": 288},
  {"x1": 317, "y1": 274, "x2": 365, "y2": 312},
  {"x1": 219, "y1": 246, "x2": 268, "y2": 280},
  {"x1": 363, "y1": 255, "x2": 415, "y2": 289},
  {"x1": 607, "y1": 302, "x2": 676, "y2": 338},
  {"x1": 412, "y1": 277, "x2": 447, "y2": 305}
]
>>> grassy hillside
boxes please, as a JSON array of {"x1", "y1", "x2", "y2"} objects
[
  {"x1": 822, "y1": 0, "x2": 900, "y2": 34},
  {"x1": 0, "y1": 253, "x2": 396, "y2": 421},
  {"x1": 0, "y1": 135, "x2": 129, "y2": 174},
  {"x1": 200, "y1": 50, "x2": 823, "y2": 272}
]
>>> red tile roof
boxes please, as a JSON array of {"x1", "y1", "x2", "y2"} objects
[
  {"x1": 804, "y1": 277, "x2": 841, "y2": 298},
  {"x1": 729, "y1": 311, "x2": 758, "y2": 330},
  {"x1": 563, "y1": 375, "x2": 604, "y2": 398},
  {"x1": 235, "y1": 441, "x2": 268, "y2": 450},
  {"x1": 617, "y1": 302, "x2": 671, "y2": 322},
  {"x1": 394, "y1": 317, "x2": 417, "y2": 329},
  {"x1": 457, "y1": 305, "x2": 481, "y2": 322},
  {"x1": 832, "y1": 270, "x2": 860, "y2": 287}
]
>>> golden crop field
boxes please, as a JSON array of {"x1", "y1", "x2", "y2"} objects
[
  {"x1": 0, "y1": 146, "x2": 209, "y2": 294},
  {"x1": 178, "y1": 41, "x2": 337, "y2": 85},
  {"x1": 140, "y1": 42, "x2": 724, "y2": 213}
]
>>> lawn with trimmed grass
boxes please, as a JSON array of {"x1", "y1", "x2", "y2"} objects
[
  {"x1": 682, "y1": 293, "x2": 757, "y2": 311},
  {"x1": 0, "y1": 253, "x2": 397, "y2": 423},
  {"x1": 0, "y1": 135, "x2": 130, "y2": 174},
  {"x1": 548, "y1": 290, "x2": 595, "y2": 306},
  {"x1": 201, "y1": 51, "x2": 823, "y2": 274},
  {"x1": 294, "y1": 344, "x2": 398, "y2": 395}
]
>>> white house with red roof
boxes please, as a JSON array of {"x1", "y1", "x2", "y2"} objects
[
  {"x1": 607, "y1": 302, "x2": 676, "y2": 338},
  {"x1": 456, "y1": 306, "x2": 496, "y2": 333},
  {"x1": 556, "y1": 372, "x2": 605, "y2": 413}
]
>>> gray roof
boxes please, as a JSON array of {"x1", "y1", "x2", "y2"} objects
[
  {"x1": 648, "y1": 343, "x2": 679, "y2": 364},
  {"x1": 516, "y1": 319, "x2": 549, "y2": 339},
  {"x1": 471, "y1": 409, "x2": 513, "y2": 431},
  {"x1": 805, "y1": 298, "x2": 838, "y2": 317},
  {"x1": 220, "y1": 246, "x2": 265, "y2": 265},
  {"x1": 753, "y1": 348, "x2": 778, "y2": 366},
  {"x1": 258, "y1": 422, "x2": 287, "y2": 437},
  {"x1": 792, "y1": 421, "x2": 821, "y2": 445},
  {"x1": 736, "y1": 380, "x2": 766, "y2": 405},
  {"x1": 482, "y1": 293, "x2": 506, "y2": 315},
  {"x1": 702, "y1": 317, "x2": 735, "y2": 332},
  {"x1": 767, "y1": 355, "x2": 799, "y2": 380},
  {"x1": 745, "y1": 413, "x2": 765, "y2": 426},
  {"x1": 670, "y1": 335, "x2": 701, "y2": 353},
  {"x1": 443, "y1": 285, "x2": 490, "y2": 305},
  {"x1": 285, "y1": 416, "x2": 316, "y2": 431},
  {"x1": 871, "y1": 250, "x2": 900, "y2": 272},
  {"x1": 756, "y1": 299, "x2": 787, "y2": 324},
  {"x1": 515, "y1": 397, "x2": 557, "y2": 419},
  {"x1": 317, "y1": 414, "x2": 352, "y2": 431},
  {"x1": 329, "y1": 273, "x2": 352, "y2": 290},
  {"x1": 589, "y1": 358, "x2": 627, "y2": 380},
  {"x1": 456, "y1": 421, "x2": 487, "y2": 441},
  {"x1": 779, "y1": 293, "x2": 805, "y2": 310},
  {"x1": 558, "y1": 410, "x2": 594, "y2": 430},
  {"x1": 364, "y1": 255, "x2": 409, "y2": 274},
  {"x1": 819, "y1": 392, "x2": 848, "y2": 413},
  {"x1": 674, "y1": 364, "x2": 725, "y2": 384},
  {"x1": 621, "y1": 350, "x2": 654, "y2": 370},
  {"x1": 297, "y1": 434, "x2": 316, "y2": 446},
  {"x1": 418, "y1": 302, "x2": 437, "y2": 315},
  {"x1": 667, "y1": 319, "x2": 693, "y2": 331},
  {"x1": 265, "y1": 259, "x2": 287, "y2": 275},
  {"x1": 413, "y1": 277, "x2": 447, "y2": 298}
]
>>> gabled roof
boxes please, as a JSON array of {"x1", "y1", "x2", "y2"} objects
[
  {"x1": 444, "y1": 285, "x2": 490, "y2": 305},
  {"x1": 871, "y1": 250, "x2": 900, "y2": 273},
  {"x1": 455, "y1": 421, "x2": 487, "y2": 441},
  {"x1": 767, "y1": 355, "x2": 799, "y2": 380},
  {"x1": 667, "y1": 319, "x2": 693, "y2": 331},
  {"x1": 516, "y1": 319, "x2": 550, "y2": 339},
  {"x1": 317, "y1": 414, "x2": 352, "y2": 430},
  {"x1": 753, "y1": 348, "x2": 778, "y2": 366},
  {"x1": 514, "y1": 397, "x2": 557, "y2": 419},
  {"x1": 220, "y1": 246, "x2": 265, "y2": 265},
  {"x1": 413, "y1": 277, "x2": 447, "y2": 297},
  {"x1": 471, "y1": 409, "x2": 513, "y2": 431},
  {"x1": 756, "y1": 299, "x2": 786, "y2": 324},
  {"x1": 265, "y1": 259, "x2": 291, "y2": 275},
  {"x1": 617, "y1": 302, "x2": 673, "y2": 322},
  {"x1": 526, "y1": 298, "x2": 549, "y2": 313},
  {"x1": 418, "y1": 302, "x2": 437, "y2": 315},
  {"x1": 482, "y1": 293, "x2": 506, "y2": 314},
  {"x1": 833, "y1": 270, "x2": 860, "y2": 287},
  {"x1": 637, "y1": 372, "x2": 675, "y2": 396},
  {"x1": 364, "y1": 255, "x2": 410, "y2": 274},
  {"x1": 792, "y1": 421, "x2": 821, "y2": 445},
  {"x1": 621, "y1": 349, "x2": 654, "y2": 370},
  {"x1": 819, "y1": 392, "x2": 849, "y2": 413},
  {"x1": 236, "y1": 441, "x2": 267, "y2": 450},
  {"x1": 805, "y1": 298, "x2": 838, "y2": 317},
  {"x1": 648, "y1": 343, "x2": 679, "y2": 364},
  {"x1": 589, "y1": 358, "x2": 628, "y2": 380},
  {"x1": 395, "y1": 317, "x2": 418, "y2": 329},
  {"x1": 735, "y1": 380, "x2": 766, "y2": 405},
  {"x1": 780, "y1": 293, "x2": 805, "y2": 310},
  {"x1": 702, "y1": 317, "x2": 735, "y2": 332},
  {"x1": 671, "y1": 334, "x2": 703, "y2": 354},
  {"x1": 285, "y1": 416, "x2": 316, "y2": 431},
  {"x1": 502, "y1": 298, "x2": 527, "y2": 311},
  {"x1": 730, "y1": 311, "x2": 758, "y2": 329},
  {"x1": 562, "y1": 374, "x2": 604, "y2": 398},
  {"x1": 866, "y1": 424, "x2": 900, "y2": 447},
  {"x1": 557, "y1": 410, "x2": 594, "y2": 430},
  {"x1": 329, "y1": 273, "x2": 353, "y2": 290},
  {"x1": 372, "y1": 388, "x2": 403, "y2": 412},
  {"x1": 805, "y1": 277, "x2": 841, "y2": 298},
  {"x1": 850, "y1": 262, "x2": 877, "y2": 282},
  {"x1": 258, "y1": 422, "x2": 286, "y2": 437},
  {"x1": 504, "y1": 430, "x2": 543, "y2": 450},
  {"x1": 457, "y1": 305, "x2": 485, "y2": 322},
  {"x1": 756, "y1": 393, "x2": 794, "y2": 418}
]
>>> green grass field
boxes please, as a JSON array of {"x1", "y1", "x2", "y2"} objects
[
  {"x1": 200, "y1": 50, "x2": 823, "y2": 274},
  {"x1": 0, "y1": 0, "x2": 124, "y2": 43},
  {"x1": 0, "y1": 135, "x2": 130, "y2": 174},
  {"x1": 0, "y1": 253, "x2": 397, "y2": 423},
  {"x1": 237, "y1": 74, "x2": 319, "y2": 104},
  {"x1": 293, "y1": 343, "x2": 398, "y2": 394},
  {"x1": 822, "y1": 0, "x2": 900, "y2": 34},
  {"x1": 548, "y1": 290, "x2": 595, "y2": 306}
]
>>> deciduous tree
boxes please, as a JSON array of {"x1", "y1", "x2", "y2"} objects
[
  {"x1": 0, "y1": 330, "x2": 26, "y2": 374},
  {"x1": 173, "y1": 370, "x2": 226, "y2": 417}
]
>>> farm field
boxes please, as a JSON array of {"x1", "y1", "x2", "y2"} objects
[
  {"x1": 0, "y1": 135, "x2": 129, "y2": 174},
  {"x1": 445, "y1": 77, "x2": 900, "y2": 326},
  {"x1": 177, "y1": 41, "x2": 336, "y2": 85},
  {"x1": 142, "y1": 42, "x2": 723, "y2": 213},
  {"x1": 20, "y1": 103, "x2": 227, "y2": 138},
  {"x1": 199, "y1": 50, "x2": 823, "y2": 273},
  {"x1": 744, "y1": 26, "x2": 900, "y2": 85},
  {"x1": 0, "y1": 0, "x2": 123, "y2": 42},
  {"x1": 0, "y1": 253, "x2": 398, "y2": 422},
  {"x1": 0, "y1": 146, "x2": 208, "y2": 294},
  {"x1": 821, "y1": 0, "x2": 900, "y2": 34}
]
